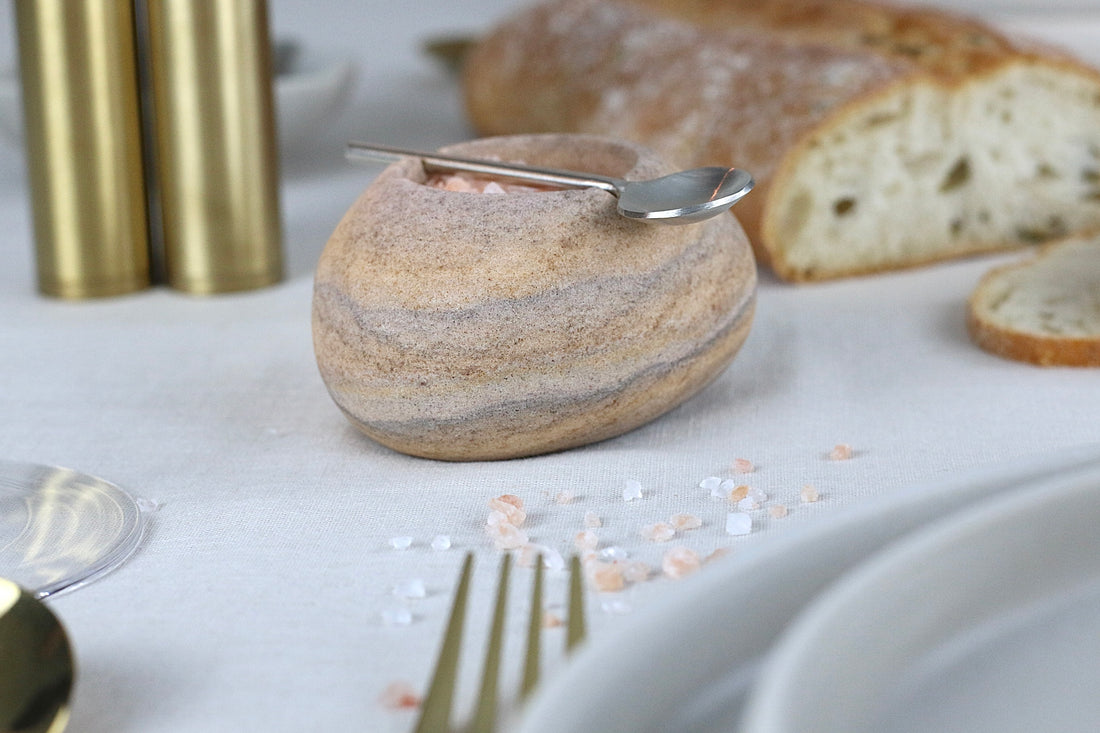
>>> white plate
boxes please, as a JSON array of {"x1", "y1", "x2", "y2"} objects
[
  {"x1": 516, "y1": 445, "x2": 1100, "y2": 733},
  {"x1": 740, "y1": 453, "x2": 1100, "y2": 733}
]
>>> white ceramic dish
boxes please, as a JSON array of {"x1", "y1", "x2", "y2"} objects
[
  {"x1": 273, "y1": 41, "x2": 356, "y2": 152},
  {"x1": 516, "y1": 445, "x2": 1100, "y2": 733},
  {"x1": 741, "y1": 453, "x2": 1100, "y2": 733}
]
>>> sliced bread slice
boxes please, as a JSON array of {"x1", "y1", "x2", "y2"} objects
[{"x1": 967, "y1": 234, "x2": 1100, "y2": 366}]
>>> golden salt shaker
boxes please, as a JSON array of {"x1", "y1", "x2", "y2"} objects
[
  {"x1": 144, "y1": 0, "x2": 283, "y2": 294},
  {"x1": 15, "y1": 0, "x2": 150, "y2": 299}
]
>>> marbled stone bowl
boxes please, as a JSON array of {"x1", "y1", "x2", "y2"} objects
[{"x1": 312, "y1": 134, "x2": 756, "y2": 460}]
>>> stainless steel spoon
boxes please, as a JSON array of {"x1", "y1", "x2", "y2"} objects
[
  {"x1": 346, "y1": 142, "x2": 754, "y2": 224},
  {"x1": 0, "y1": 578, "x2": 73, "y2": 733}
]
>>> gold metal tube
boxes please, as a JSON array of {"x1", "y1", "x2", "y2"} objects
[
  {"x1": 145, "y1": 0, "x2": 283, "y2": 294},
  {"x1": 15, "y1": 0, "x2": 150, "y2": 299}
]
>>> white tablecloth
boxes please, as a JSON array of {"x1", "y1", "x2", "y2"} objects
[{"x1": 2, "y1": 2, "x2": 1099, "y2": 731}]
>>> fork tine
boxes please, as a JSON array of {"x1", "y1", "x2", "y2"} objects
[
  {"x1": 414, "y1": 552, "x2": 474, "y2": 733},
  {"x1": 520, "y1": 555, "x2": 543, "y2": 698},
  {"x1": 469, "y1": 553, "x2": 512, "y2": 733},
  {"x1": 566, "y1": 554, "x2": 586, "y2": 652}
]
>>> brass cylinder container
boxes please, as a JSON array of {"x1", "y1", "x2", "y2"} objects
[
  {"x1": 145, "y1": 0, "x2": 283, "y2": 294},
  {"x1": 15, "y1": 0, "x2": 150, "y2": 299}
]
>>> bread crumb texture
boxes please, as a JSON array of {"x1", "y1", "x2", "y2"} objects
[
  {"x1": 464, "y1": 0, "x2": 1100, "y2": 281},
  {"x1": 312, "y1": 134, "x2": 757, "y2": 460},
  {"x1": 968, "y1": 234, "x2": 1100, "y2": 366}
]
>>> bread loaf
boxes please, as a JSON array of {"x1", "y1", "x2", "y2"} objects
[
  {"x1": 968, "y1": 234, "x2": 1100, "y2": 367},
  {"x1": 464, "y1": 0, "x2": 1100, "y2": 281}
]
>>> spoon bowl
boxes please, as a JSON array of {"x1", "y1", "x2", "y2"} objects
[
  {"x1": 346, "y1": 141, "x2": 753, "y2": 224},
  {"x1": 0, "y1": 578, "x2": 73, "y2": 733}
]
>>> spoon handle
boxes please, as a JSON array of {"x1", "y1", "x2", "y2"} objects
[{"x1": 345, "y1": 141, "x2": 621, "y2": 195}]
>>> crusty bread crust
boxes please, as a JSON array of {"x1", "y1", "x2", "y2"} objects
[
  {"x1": 464, "y1": 0, "x2": 1100, "y2": 281},
  {"x1": 967, "y1": 234, "x2": 1100, "y2": 367}
]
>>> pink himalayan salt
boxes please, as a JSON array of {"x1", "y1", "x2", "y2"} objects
[
  {"x1": 487, "y1": 522, "x2": 528, "y2": 550},
  {"x1": 488, "y1": 494, "x2": 526, "y2": 526},
  {"x1": 379, "y1": 680, "x2": 421, "y2": 710},
  {"x1": 662, "y1": 547, "x2": 702, "y2": 579},
  {"x1": 769, "y1": 504, "x2": 789, "y2": 519},
  {"x1": 731, "y1": 458, "x2": 755, "y2": 474},
  {"x1": 670, "y1": 513, "x2": 702, "y2": 531},
  {"x1": 574, "y1": 530, "x2": 599, "y2": 551},
  {"x1": 586, "y1": 561, "x2": 626, "y2": 592},
  {"x1": 829, "y1": 443, "x2": 854, "y2": 461},
  {"x1": 583, "y1": 511, "x2": 602, "y2": 528},
  {"x1": 705, "y1": 547, "x2": 732, "y2": 564},
  {"x1": 640, "y1": 521, "x2": 676, "y2": 542},
  {"x1": 622, "y1": 561, "x2": 651, "y2": 583},
  {"x1": 542, "y1": 610, "x2": 564, "y2": 628},
  {"x1": 727, "y1": 484, "x2": 750, "y2": 502},
  {"x1": 518, "y1": 544, "x2": 566, "y2": 571},
  {"x1": 801, "y1": 484, "x2": 820, "y2": 503},
  {"x1": 426, "y1": 173, "x2": 558, "y2": 194},
  {"x1": 554, "y1": 489, "x2": 576, "y2": 505}
]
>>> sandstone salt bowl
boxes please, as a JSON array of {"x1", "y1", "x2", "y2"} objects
[{"x1": 312, "y1": 134, "x2": 757, "y2": 461}]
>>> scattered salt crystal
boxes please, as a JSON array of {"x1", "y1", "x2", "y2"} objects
[
  {"x1": 598, "y1": 545, "x2": 630, "y2": 561},
  {"x1": 542, "y1": 609, "x2": 564, "y2": 628},
  {"x1": 600, "y1": 599, "x2": 633, "y2": 615},
  {"x1": 542, "y1": 547, "x2": 566, "y2": 572},
  {"x1": 430, "y1": 535, "x2": 452, "y2": 551},
  {"x1": 829, "y1": 443, "x2": 854, "y2": 461},
  {"x1": 700, "y1": 476, "x2": 724, "y2": 491},
  {"x1": 705, "y1": 547, "x2": 732, "y2": 563},
  {"x1": 574, "y1": 530, "x2": 599, "y2": 551},
  {"x1": 731, "y1": 458, "x2": 755, "y2": 474},
  {"x1": 378, "y1": 680, "x2": 421, "y2": 710},
  {"x1": 710, "y1": 484, "x2": 729, "y2": 500},
  {"x1": 488, "y1": 494, "x2": 526, "y2": 526},
  {"x1": 623, "y1": 479, "x2": 644, "y2": 502},
  {"x1": 495, "y1": 494, "x2": 524, "y2": 510},
  {"x1": 135, "y1": 497, "x2": 162, "y2": 513},
  {"x1": 622, "y1": 561, "x2": 651, "y2": 583},
  {"x1": 554, "y1": 489, "x2": 576, "y2": 505},
  {"x1": 381, "y1": 606, "x2": 414, "y2": 626},
  {"x1": 483, "y1": 181, "x2": 506, "y2": 194},
  {"x1": 390, "y1": 536, "x2": 414, "y2": 551},
  {"x1": 769, "y1": 504, "x2": 789, "y2": 519},
  {"x1": 801, "y1": 484, "x2": 820, "y2": 503},
  {"x1": 393, "y1": 578, "x2": 426, "y2": 600},
  {"x1": 726, "y1": 512, "x2": 753, "y2": 536},
  {"x1": 727, "y1": 484, "x2": 750, "y2": 502},
  {"x1": 669, "y1": 513, "x2": 702, "y2": 530},
  {"x1": 486, "y1": 510, "x2": 512, "y2": 528},
  {"x1": 583, "y1": 511, "x2": 603, "y2": 528},
  {"x1": 488, "y1": 522, "x2": 529, "y2": 550},
  {"x1": 662, "y1": 547, "x2": 701, "y2": 579},
  {"x1": 517, "y1": 544, "x2": 540, "y2": 568},
  {"x1": 640, "y1": 521, "x2": 676, "y2": 542},
  {"x1": 587, "y1": 561, "x2": 626, "y2": 592},
  {"x1": 738, "y1": 488, "x2": 768, "y2": 510}
]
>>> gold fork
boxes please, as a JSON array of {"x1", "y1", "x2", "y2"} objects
[{"x1": 413, "y1": 552, "x2": 587, "y2": 733}]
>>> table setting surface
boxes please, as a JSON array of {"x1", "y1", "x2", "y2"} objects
[{"x1": 1, "y1": 1, "x2": 1100, "y2": 731}]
